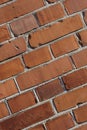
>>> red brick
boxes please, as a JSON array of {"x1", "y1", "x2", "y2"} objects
[
  {"x1": 16, "y1": 56, "x2": 73, "y2": 90},
  {"x1": 72, "y1": 49, "x2": 87, "y2": 68},
  {"x1": 84, "y1": 11, "x2": 87, "y2": 24},
  {"x1": 10, "y1": 15, "x2": 38, "y2": 36},
  {"x1": 51, "y1": 35, "x2": 79, "y2": 57},
  {"x1": 36, "y1": 79, "x2": 64, "y2": 101},
  {"x1": 54, "y1": 86, "x2": 87, "y2": 112},
  {"x1": 47, "y1": 0, "x2": 57, "y2": 3},
  {"x1": 0, "y1": 0, "x2": 44, "y2": 24},
  {"x1": 28, "y1": 125, "x2": 44, "y2": 130},
  {"x1": 0, "y1": 25, "x2": 10, "y2": 43},
  {"x1": 0, "y1": 102, "x2": 9, "y2": 119},
  {"x1": 8, "y1": 91, "x2": 36, "y2": 113},
  {"x1": 36, "y1": 3, "x2": 65, "y2": 25},
  {"x1": 0, "y1": 0, "x2": 9, "y2": 4},
  {"x1": 78, "y1": 29, "x2": 87, "y2": 46},
  {"x1": 0, "y1": 37, "x2": 26, "y2": 62},
  {"x1": 0, "y1": 102, "x2": 54, "y2": 130},
  {"x1": 0, "y1": 79, "x2": 18, "y2": 100},
  {"x1": 73, "y1": 104, "x2": 87, "y2": 123},
  {"x1": 23, "y1": 46, "x2": 52, "y2": 68},
  {"x1": 0, "y1": 58, "x2": 24, "y2": 80},
  {"x1": 46, "y1": 113, "x2": 74, "y2": 130},
  {"x1": 64, "y1": 0, "x2": 87, "y2": 14},
  {"x1": 75, "y1": 124, "x2": 87, "y2": 130},
  {"x1": 62, "y1": 68, "x2": 87, "y2": 90},
  {"x1": 29, "y1": 15, "x2": 83, "y2": 47}
]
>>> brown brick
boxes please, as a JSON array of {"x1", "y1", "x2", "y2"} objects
[
  {"x1": 0, "y1": 25, "x2": 10, "y2": 43},
  {"x1": 72, "y1": 49, "x2": 87, "y2": 68},
  {"x1": 84, "y1": 11, "x2": 87, "y2": 24},
  {"x1": 0, "y1": 102, "x2": 9, "y2": 119},
  {"x1": 16, "y1": 56, "x2": 73, "y2": 90},
  {"x1": 78, "y1": 29, "x2": 87, "y2": 46},
  {"x1": 0, "y1": 37, "x2": 26, "y2": 62},
  {"x1": 0, "y1": 102, "x2": 54, "y2": 130},
  {"x1": 64, "y1": 0, "x2": 87, "y2": 14},
  {"x1": 36, "y1": 3, "x2": 65, "y2": 25},
  {"x1": 75, "y1": 124, "x2": 87, "y2": 130},
  {"x1": 62, "y1": 68, "x2": 87, "y2": 90},
  {"x1": 46, "y1": 113, "x2": 74, "y2": 130},
  {"x1": 29, "y1": 15, "x2": 83, "y2": 47},
  {"x1": 74, "y1": 104, "x2": 87, "y2": 123},
  {"x1": 0, "y1": 58, "x2": 24, "y2": 80},
  {"x1": 23, "y1": 46, "x2": 52, "y2": 68},
  {"x1": 54, "y1": 86, "x2": 87, "y2": 112},
  {"x1": 0, "y1": 0, "x2": 44, "y2": 24},
  {"x1": 8, "y1": 91, "x2": 36, "y2": 113},
  {"x1": 0, "y1": 79, "x2": 18, "y2": 100},
  {"x1": 28, "y1": 125, "x2": 44, "y2": 130},
  {"x1": 51, "y1": 35, "x2": 79, "y2": 57},
  {"x1": 0, "y1": 0, "x2": 9, "y2": 4},
  {"x1": 36, "y1": 79, "x2": 64, "y2": 101},
  {"x1": 10, "y1": 15, "x2": 38, "y2": 36}
]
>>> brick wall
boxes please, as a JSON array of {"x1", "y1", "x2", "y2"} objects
[{"x1": 0, "y1": 0, "x2": 87, "y2": 130}]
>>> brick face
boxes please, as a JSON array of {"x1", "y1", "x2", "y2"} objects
[
  {"x1": 10, "y1": 15, "x2": 38, "y2": 36},
  {"x1": 0, "y1": 58, "x2": 24, "y2": 80},
  {"x1": 84, "y1": 11, "x2": 87, "y2": 24},
  {"x1": 0, "y1": 25, "x2": 10, "y2": 43},
  {"x1": 28, "y1": 125, "x2": 44, "y2": 130},
  {"x1": 0, "y1": 37, "x2": 26, "y2": 62},
  {"x1": 75, "y1": 124, "x2": 87, "y2": 130},
  {"x1": 36, "y1": 3, "x2": 65, "y2": 25},
  {"x1": 78, "y1": 29, "x2": 87, "y2": 46},
  {"x1": 36, "y1": 79, "x2": 64, "y2": 101},
  {"x1": 0, "y1": 0, "x2": 44, "y2": 24},
  {"x1": 29, "y1": 15, "x2": 83, "y2": 47},
  {"x1": 73, "y1": 105, "x2": 87, "y2": 123},
  {"x1": 51, "y1": 35, "x2": 79, "y2": 57},
  {"x1": 62, "y1": 68, "x2": 87, "y2": 90},
  {"x1": 0, "y1": 79, "x2": 18, "y2": 100},
  {"x1": 54, "y1": 86, "x2": 87, "y2": 112},
  {"x1": 0, "y1": 0, "x2": 9, "y2": 4},
  {"x1": 0, "y1": 102, "x2": 54, "y2": 130},
  {"x1": 23, "y1": 46, "x2": 52, "y2": 68},
  {"x1": 46, "y1": 113, "x2": 75, "y2": 130},
  {"x1": 0, "y1": 102, "x2": 9, "y2": 119},
  {"x1": 16, "y1": 56, "x2": 73, "y2": 90},
  {"x1": 64, "y1": 0, "x2": 87, "y2": 14}
]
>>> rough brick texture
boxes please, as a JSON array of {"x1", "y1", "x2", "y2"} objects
[{"x1": 0, "y1": 0, "x2": 87, "y2": 129}]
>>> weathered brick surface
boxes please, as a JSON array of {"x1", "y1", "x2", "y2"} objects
[
  {"x1": 0, "y1": 37, "x2": 26, "y2": 62},
  {"x1": 0, "y1": 102, "x2": 9, "y2": 119},
  {"x1": 29, "y1": 15, "x2": 83, "y2": 47},
  {"x1": 0, "y1": 0, "x2": 9, "y2": 4},
  {"x1": 28, "y1": 125, "x2": 44, "y2": 130},
  {"x1": 84, "y1": 11, "x2": 87, "y2": 24},
  {"x1": 0, "y1": 102, "x2": 54, "y2": 130},
  {"x1": 36, "y1": 3, "x2": 65, "y2": 25},
  {"x1": 54, "y1": 86, "x2": 87, "y2": 112},
  {"x1": 75, "y1": 124, "x2": 87, "y2": 130},
  {"x1": 17, "y1": 56, "x2": 73, "y2": 90},
  {"x1": 78, "y1": 29, "x2": 87, "y2": 46}
]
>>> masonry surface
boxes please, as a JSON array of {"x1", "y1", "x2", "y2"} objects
[{"x1": 0, "y1": 0, "x2": 87, "y2": 130}]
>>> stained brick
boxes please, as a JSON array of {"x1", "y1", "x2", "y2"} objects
[
  {"x1": 0, "y1": 102, "x2": 9, "y2": 119},
  {"x1": 0, "y1": 79, "x2": 18, "y2": 100},
  {"x1": 36, "y1": 3, "x2": 65, "y2": 25},
  {"x1": 36, "y1": 79, "x2": 64, "y2": 101},
  {"x1": 16, "y1": 56, "x2": 73, "y2": 90},
  {"x1": 74, "y1": 105, "x2": 87, "y2": 123},
  {"x1": 28, "y1": 125, "x2": 44, "y2": 130},
  {"x1": 46, "y1": 113, "x2": 74, "y2": 130},
  {"x1": 23, "y1": 46, "x2": 52, "y2": 68},
  {"x1": 29, "y1": 15, "x2": 83, "y2": 47},
  {"x1": 0, "y1": 25, "x2": 10, "y2": 43},
  {"x1": 72, "y1": 49, "x2": 87, "y2": 68},
  {"x1": 78, "y1": 29, "x2": 87, "y2": 46},
  {"x1": 64, "y1": 0, "x2": 87, "y2": 14},
  {"x1": 8, "y1": 91, "x2": 36, "y2": 113},
  {"x1": 0, "y1": 0, "x2": 44, "y2": 24},
  {"x1": 0, "y1": 37, "x2": 26, "y2": 62},
  {"x1": 10, "y1": 15, "x2": 38, "y2": 36},
  {"x1": 51, "y1": 35, "x2": 79, "y2": 57},
  {"x1": 54, "y1": 86, "x2": 87, "y2": 112},
  {"x1": 62, "y1": 68, "x2": 87, "y2": 90},
  {"x1": 0, "y1": 102, "x2": 54, "y2": 130},
  {"x1": 0, "y1": 58, "x2": 24, "y2": 80}
]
